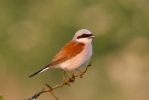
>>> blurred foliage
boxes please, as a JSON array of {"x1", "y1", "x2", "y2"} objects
[
  {"x1": 0, "y1": 94, "x2": 4, "y2": 100},
  {"x1": 0, "y1": 0, "x2": 149, "y2": 100}
]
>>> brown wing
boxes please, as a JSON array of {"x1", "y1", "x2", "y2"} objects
[{"x1": 50, "y1": 41, "x2": 85, "y2": 66}]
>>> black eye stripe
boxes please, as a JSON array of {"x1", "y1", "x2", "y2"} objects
[{"x1": 77, "y1": 34, "x2": 92, "y2": 39}]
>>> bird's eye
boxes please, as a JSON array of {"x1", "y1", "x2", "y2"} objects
[
  {"x1": 82, "y1": 34, "x2": 87, "y2": 37},
  {"x1": 77, "y1": 34, "x2": 92, "y2": 39}
]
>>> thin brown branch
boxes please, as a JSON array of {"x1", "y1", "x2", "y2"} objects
[{"x1": 25, "y1": 62, "x2": 92, "y2": 100}]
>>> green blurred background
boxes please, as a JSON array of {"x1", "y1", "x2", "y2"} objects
[{"x1": 0, "y1": 0, "x2": 149, "y2": 100}]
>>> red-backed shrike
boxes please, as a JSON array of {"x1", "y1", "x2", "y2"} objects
[{"x1": 29, "y1": 29, "x2": 95, "y2": 78}]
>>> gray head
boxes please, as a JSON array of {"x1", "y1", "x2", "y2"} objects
[{"x1": 73, "y1": 29, "x2": 95, "y2": 43}]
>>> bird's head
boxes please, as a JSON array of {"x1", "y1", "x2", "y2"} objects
[{"x1": 73, "y1": 29, "x2": 95, "y2": 43}]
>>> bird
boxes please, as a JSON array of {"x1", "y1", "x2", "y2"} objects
[{"x1": 29, "y1": 29, "x2": 95, "y2": 79}]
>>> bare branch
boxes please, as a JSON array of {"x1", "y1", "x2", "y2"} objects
[{"x1": 25, "y1": 62, "x2": 92, "y2": 100}]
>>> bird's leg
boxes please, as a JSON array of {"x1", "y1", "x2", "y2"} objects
[
  {"x1": 61, "y1": 70, "x2": 66, "y2": 83},
  {"x1": 66, "y1": 71, "x2": 71, "y2": 77},
  {"x1": 60, "y1": 70, "x2": 68, "y2": 87},
  {"x1": 66, "y1": 70, "x2": 75, "y2": 82},
  {"x1": 60, "y1": 70, "x2": 75, "y2": 87},
  {"x1": 76, "y1": 69, "x2": 84, "y2": 78}
]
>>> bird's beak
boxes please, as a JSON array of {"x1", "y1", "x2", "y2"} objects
[{"x1": 90, "y1": 34, "x2": 95, "y2": 38}]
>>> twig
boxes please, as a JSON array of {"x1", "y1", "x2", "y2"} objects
[{"x1": 25, "y1": 62, "x2": 92, "y2": 100}]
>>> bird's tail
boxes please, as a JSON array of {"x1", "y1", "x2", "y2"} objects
[{"x1": 29, "y1": 64, "x2": 50, "y2": 78}]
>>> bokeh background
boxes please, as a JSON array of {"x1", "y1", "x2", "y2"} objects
[{"x1": 0, "y1": 0, "x2": 149, "y2": 100}]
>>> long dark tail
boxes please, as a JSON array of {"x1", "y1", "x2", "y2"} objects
[{"x1": 29, "y1": 64, "x2": 50, "y2": 78}]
